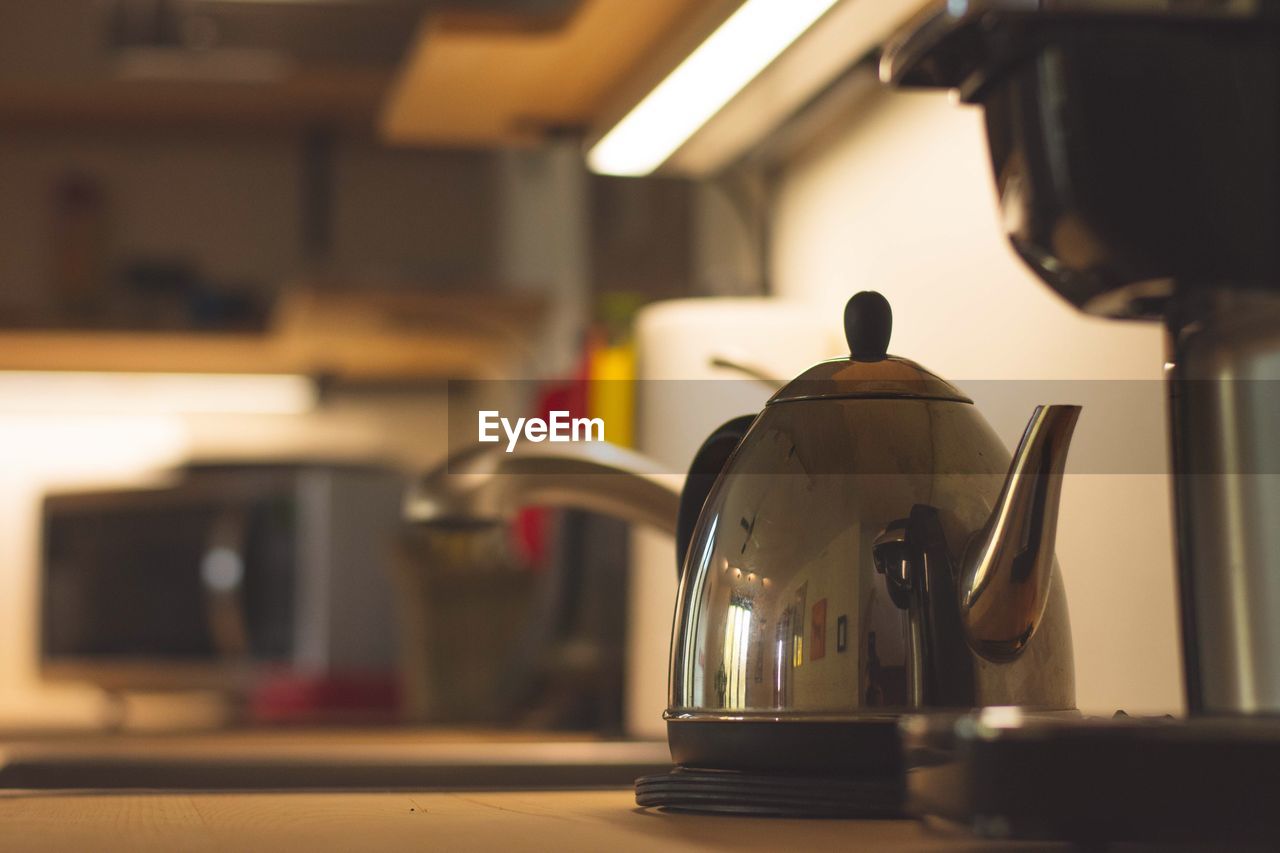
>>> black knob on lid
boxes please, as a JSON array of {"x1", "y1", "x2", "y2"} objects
[{"x1": 844, "y1": 291, "x2": 892, "y2": 361}]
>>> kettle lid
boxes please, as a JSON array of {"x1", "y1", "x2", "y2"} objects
[{"x1": 770, "y1": 291, "x2": 971, "y2": 404}]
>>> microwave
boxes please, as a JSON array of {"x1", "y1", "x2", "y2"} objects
[{"x1": 40, "y1": 462, "x2": 405, "y2": 698}]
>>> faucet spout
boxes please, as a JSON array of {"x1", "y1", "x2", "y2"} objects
[
  {"x1": 960, "y1": 404, "x2": 1081, "y2": 661},
  {"x1": 405, "y1": 440, "x2": 683, "y2": 535}
]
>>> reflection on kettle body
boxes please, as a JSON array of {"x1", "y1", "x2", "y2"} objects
[{"x1": 720, "y1": 597, "x2": 752, "y2": 710}]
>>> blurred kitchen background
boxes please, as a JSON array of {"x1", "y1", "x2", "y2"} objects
[{"x1": 0, "y1": 0, "x2": 1179, "y2": 741}]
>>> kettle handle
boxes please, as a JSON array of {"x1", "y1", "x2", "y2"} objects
[{"x1": 676, "y1": 415, "x2": 756, "y2": 580}]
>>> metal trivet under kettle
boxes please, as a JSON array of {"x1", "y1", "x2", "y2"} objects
[{"x1": 634, "y1": 766, "x2": 901, "y2": 819}]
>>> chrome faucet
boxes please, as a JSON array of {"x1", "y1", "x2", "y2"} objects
[{"x1": 405, "y1": 440, "x2": 682, "y2": 535}]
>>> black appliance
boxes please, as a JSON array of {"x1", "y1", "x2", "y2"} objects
[
  {"x1": 884, "y1": 0, "x2": 1280, "y2": 843},
  {"x1": 41, "y1": 463, "x2": 404, "y2": 708}
]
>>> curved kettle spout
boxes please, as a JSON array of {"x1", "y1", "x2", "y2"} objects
[{"x1": 960, "y1": 404, "x2": 1081, "y2": 661}]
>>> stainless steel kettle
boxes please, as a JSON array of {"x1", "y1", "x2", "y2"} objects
[{"x1": 666, "y1": 291, "x2": 1080, "y2": 773}]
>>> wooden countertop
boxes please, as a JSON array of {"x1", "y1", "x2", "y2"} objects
[{"x1": 0, "y1": 788, "x2": 1056, "y2": 852}]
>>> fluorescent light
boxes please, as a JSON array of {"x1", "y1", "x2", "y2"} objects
[
  {"x1": 586, "y1": 0, "x2": 839, "y2": 177},
  {"x1": 0, "y1": 372, "x2": 316, "y2": 415}
]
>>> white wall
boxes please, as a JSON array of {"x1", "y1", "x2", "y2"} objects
[{"x1": 770, "y1": 90, "x2": 1184, "y2": 715}]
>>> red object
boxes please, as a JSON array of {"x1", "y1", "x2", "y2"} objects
[
  {"x1": 811, "y1": 599, "x2": 828, "y2": 661},
  {"x1": 509, "y1": 338, "x2": 593, "y2": 569},
  {"x1": 249, "y1": 671, "x2": 401, "y2": 724}
]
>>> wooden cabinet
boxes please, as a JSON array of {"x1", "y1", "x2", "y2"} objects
[{"x1": 380, "y1": 0, "x2": 716, "y2": 147}]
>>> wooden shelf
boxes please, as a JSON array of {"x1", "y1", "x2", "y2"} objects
[
  {"x1": 380, "y1": 0, "x2": 713, "y2": 147},
  {"x1": 0, "y1": 290, "x2": 541, "y2": 380}
]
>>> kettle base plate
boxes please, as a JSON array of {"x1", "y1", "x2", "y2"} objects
[{"x1": 666, "y1": 717, "x2": 902, "y2": 776}]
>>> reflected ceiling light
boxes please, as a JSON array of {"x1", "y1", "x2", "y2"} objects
[
  {"x1": 0, "y1": 372, "x2": 316, "y2": 415},
  {"x1": 586, "y1": 0, "x2": 839, "y2": 177}
]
